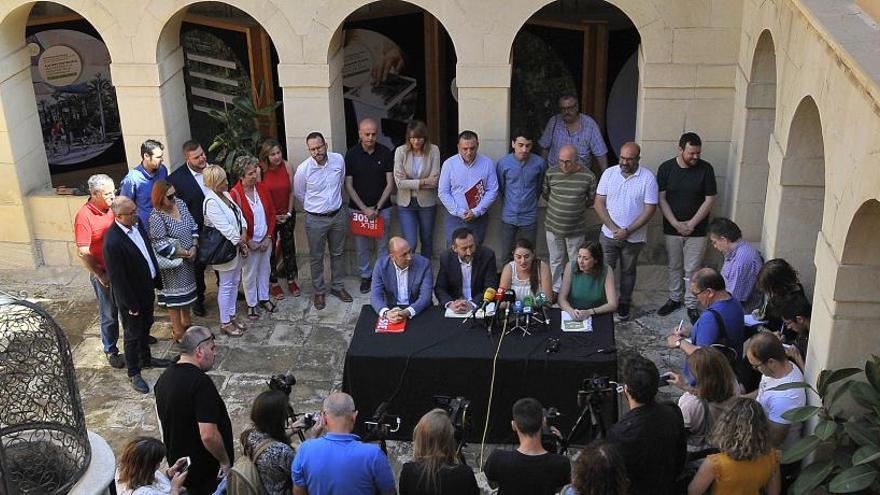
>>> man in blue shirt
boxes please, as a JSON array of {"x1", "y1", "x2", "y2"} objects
[
  {"x1": 292, "y1": 392, "x2": 396, "y2": 495},
  {"x1": 496, "y1": 132, "x2": 546, "y2": 263},
  {"x1": 120, "y1": 139, "x2": 168, "y2": 229},
  {"x1": 666, "y1": 267, "x2": 746, "y2": 386},
  {"x1": 438, "y1": 130, "x2": 499, "y2": 246}
]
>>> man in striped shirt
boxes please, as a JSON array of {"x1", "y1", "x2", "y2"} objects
[{"x1": 542, "y1": 144, "x2": 597, "y2": 298}]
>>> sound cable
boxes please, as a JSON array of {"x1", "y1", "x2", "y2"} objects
[{"x1": 478, "y1": 307, "x2": 510, "y2": 470}]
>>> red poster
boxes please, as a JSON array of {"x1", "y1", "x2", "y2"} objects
[
  {"x1": 464, "y1": 179, "x2": 486, "y2": 210},
  {"x1": 375, "y1": 317, "x2": 407, "y2": 333},
  {"x1": 349, "y1": 210, "x2": 385, "y2": 238}
]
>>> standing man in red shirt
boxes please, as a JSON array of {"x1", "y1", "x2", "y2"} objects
[{"x1": 74, "y1": 174, "x2": 123, "y2": 368}]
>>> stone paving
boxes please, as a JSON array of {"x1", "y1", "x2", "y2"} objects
[{"x1": 0, "y1": 264, "x2": 694, "y2": 491}]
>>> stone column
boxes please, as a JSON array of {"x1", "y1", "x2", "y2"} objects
[
  {"x1": 455, "y1": 64, "x2": 511, "y2": 160},
  {"x1": 0, "y1": 44, "x2": 49, "y2": 268},
  {"x1": 110, "y1": 46, "x2": 189, "y2": 167}
]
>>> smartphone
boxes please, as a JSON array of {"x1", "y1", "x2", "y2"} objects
[{"x1": 181, "y1": 456, "x2": 191, "y2": 473}]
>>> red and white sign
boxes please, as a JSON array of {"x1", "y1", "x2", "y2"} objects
[
  {"x1": 464, "y1": 179, "x2": 486, "y2": 210},
  {"x1": 375, "y1": 317, "x2": 407, "y2": 333},
  {"x1": 349, "y1": 210, "x2": 385, "y2": 238}
]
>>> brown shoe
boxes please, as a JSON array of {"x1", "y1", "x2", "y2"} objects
[
  {"x1": 313, "y1": 293, "x2": 326, "y2": 310},
  {"x1": 330, "y1": 288, "x2": 353, "y2": 303},
  {"x1": 288, "y1": 280, "x2": 301, "y2": 297}
]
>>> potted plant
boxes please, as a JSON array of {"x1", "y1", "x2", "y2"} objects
[{"x1": 207, "y1": 89, "x2": 279, "y2": 184}]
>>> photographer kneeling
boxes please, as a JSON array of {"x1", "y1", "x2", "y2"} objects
[
  {"x1": 483, "y1": 398, "x2": 570, "y2": 495},
  {"x1": 292, "y1": 392, "x2": 395, "y2": 495}
]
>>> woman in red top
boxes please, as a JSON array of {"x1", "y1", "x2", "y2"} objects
[
  {"x1": 258, "y1": 139, "x2": 301, "y2": 298},
  {"x1": 232, "y1": 156, "x2": 277, "y2": 320}
]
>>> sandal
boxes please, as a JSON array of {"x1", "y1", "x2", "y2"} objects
[
  {"x1": 247, "y1": 306, "x2": 259, "y2": 320},
  {"x1": 259, "y1": 299, "x2": 278, "y2": 313},
  {"x1": 231, "y1": 318, "x2": 248, "y2": 332},
  {"x1": 220, "y1": 322, "x2": 243, "y2": 337}
]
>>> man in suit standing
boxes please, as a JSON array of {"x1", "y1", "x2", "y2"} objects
[
  {"x1": 103, "y1": 196, "x2": 173, "y2": 394},
  {"x1": 370, "y1": 237, "x2": 433, "y2": 323},
  {"x1": 435, "y1": 227, "x2": 498, "y2": 314},
  {"x1": 168, "y1": 140, "x2": 209, "y2": 316}
]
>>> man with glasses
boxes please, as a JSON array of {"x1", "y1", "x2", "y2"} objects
[
  {"x1": 120, "y1": 139, "x2": 168, "y2": 230},
  {"x1": 745, "y1": 332, "x2": 806, "y2": 491},
  {"x1": 293, "y1": 132, "x2": 354, "y2": 310},
  {"x1": 665, "y1": 268, "x2": 746, "y2": 388},
  {"x1": 74, "y1": 174, "x2": 122, "y2": 368},
  {"x1": 542, "y1": 144, "x2": 597, "y2": 299},
  {"x1": 292, "y1": 391, "x2": 395, "y2": 495},
  {"x1": 539, "y1": 94, "x2": 609, "y2": 171},
  {"x1": 594, "y1": 142, "x2": 658, "y2": 320},
  {"x1": 103, "y1": 196, "x2": 172, "y2": 394},
  {"x1": 155, "y1": 326, "x2": 233, "y2": 494}
]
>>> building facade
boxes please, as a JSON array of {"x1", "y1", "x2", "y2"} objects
[{"x1": 0, "y1": 0, "x2": 878, "y2": 387}]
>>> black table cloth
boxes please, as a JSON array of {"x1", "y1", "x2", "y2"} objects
[{"x1": 342, "y1": 305, "x2": 618, "y2": 444}]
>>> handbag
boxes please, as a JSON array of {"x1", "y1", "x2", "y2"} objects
[
  {"x1": 154, "y1": 216, "x2": 183, "y2": 270},
  {"x1": 198, "y1": 197, "x2": 240, "y2": 266}
]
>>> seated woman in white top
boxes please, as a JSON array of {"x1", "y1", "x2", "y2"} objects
[
  {"x1": 499, "y1": 238, "x2": 553, "y2": 303},
  {"x1": 115, "y1": 437, "x2": 186, "y2": 495}
]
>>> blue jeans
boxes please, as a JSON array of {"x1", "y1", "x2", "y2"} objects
[
  {"x1": 90, "y1": 274, "x2": 119, "y2": 354},
  {"x1": 444, "y1": 212, "x2": 488, "y2": 247},
  {"x1": 398, "y1": 203, "x2": 436, "y2": 260},
  {"x1": 354, "y1": 207, "x2": 393, "y2": 279}
]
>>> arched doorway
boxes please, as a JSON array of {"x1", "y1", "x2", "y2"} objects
[
  {"x1": 25, "y1": 2, "x2": 126, "y2": 189},
  {"x1": 331, "y1": 1, "x2": 458, "y2": 155},
  {"x1": 765, "y1": 96, "x2": 825, "y2": 295},
  {"x1": 510, "y1": 0, "x2": 640, "y2": 168},
  {"x1": 732, "y1": 30, "x2": 775, "y2": 243}
]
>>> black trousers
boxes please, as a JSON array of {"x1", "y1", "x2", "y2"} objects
[
  {"x1": 270, "y1": 215, "x2": 298, "y2": 283},
  {"x1": 194, "y1": 258, "x2": 207, "y2": 305},
  {"x1": 120, "y1": 305, "x2": 154, "y2": 377}
]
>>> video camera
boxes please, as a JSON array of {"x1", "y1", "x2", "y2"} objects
[
  {"x1": 268, "y1": 373, "x2": 296, "y2": 396},
  {"x1": 433, "y1": 395, "x2": 472, "y2": 465},
  {"x1": 267, "y1": 374, "x2": 315, "y2": 441},
  {"x1": 541, "y1": 407, "x2": 565, "y2": 454},
  {"x1": 362, "y1": 402, "x2": 401, "y2": 453}
]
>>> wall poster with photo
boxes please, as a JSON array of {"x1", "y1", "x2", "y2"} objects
[{"x1": 26, "y1": 19, "x2": 124, "y2": 176}]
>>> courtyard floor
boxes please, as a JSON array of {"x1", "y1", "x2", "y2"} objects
[{"x1": 0, "y1": 264, "x2": 689, "y2": 492}]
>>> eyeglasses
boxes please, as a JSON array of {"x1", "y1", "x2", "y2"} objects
[
  {"x1": 195, "y1": 334, "x2": 215, "y2": 350},
  {"x1": 559, "y1": 104, "x2": 578, "y2": 112},
  {"x1": 166, "y1": 193, "x2": 175, "y2": 201},
  {"x1": 691, "y1": 288, "x2": 709, "y2": 298}
]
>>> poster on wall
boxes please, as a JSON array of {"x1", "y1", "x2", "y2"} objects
[
  {"x1": 27, "y1": 28, "x2": 124, "y2": 172},
  {"x1": 342, "y1": 13, "x2": 425, "y2": 150}
]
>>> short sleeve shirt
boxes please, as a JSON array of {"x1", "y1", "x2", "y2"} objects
[
  {"x1": 292, "y1": 432, "x2": 395, "y2": 494},
  {"x1": 74, "y1": 201, "x2": 115, "y2": 270},
  {"x1": 596, "y1": 165, "x2": 659, "y2": 243},
  {"x1": 757, "y1": 365, "x2": 806, "y2": 452},
  {"x1": 345, "y1": 143, "x2": 394, "y2": 210},
  {"x1": 539, "y1": 114, "x2": 608, "y2": 166},
  {"x1": 542, "y1": 166, "x2": 597, "y2": 236},
  {"x1": 483, "y1": 449, "x2": 571, "y2": 495},
  {"x1": 683, "y1": 297, "x2": 746, "y2": 385},
  {"x1": 657, "y1": 158, "x2": 717, "y2": 236},
  {"x1": 154, "y1": 363, "x2": 234, "y2": 493}
]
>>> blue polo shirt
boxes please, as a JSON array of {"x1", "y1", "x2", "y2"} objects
[
  {"x1": 292, "y1": 432, "x2": 395, "y2": 494},
  {"x1": 496, "y1": 152, "x2": 546, "y2": 226},
  {"x1": 684, "y1": 296, "x2": 746, "y2": 385},
  {"x1": 120, "y1": 163, "x2": 169, "y2": 229}
]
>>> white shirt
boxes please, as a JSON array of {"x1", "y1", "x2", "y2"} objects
[
  {"x1": 756, "y1": 364, "x2": 806, "y2": 452},
  {"x1": 293, "y1": 152, "x2": 345, "y2": 214},
  {"x1": 187, "y1": 164, "x2": 207, "y2": 193},
  {"x1": 116, "y1": 220, "x2": 156, "y2": 279},
  {"x1": 412, "y1": 156, "x2": 424, "y2": 178},
  {"x1": 380, "y1": 261, "x2": 417, "y2": 318},
  {"x1": 246, "y1": 189, "x2": 268, "y2": 242},
  {"x1": 596, "y1": 164, "x2": 659, "y2": 243},
  {"x1": 460, "y1": 258, "x2": 473, "y2": 302}
]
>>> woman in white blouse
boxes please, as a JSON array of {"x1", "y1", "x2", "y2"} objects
[{"x1": 203, "y1": 165, "x2": 248, "y2": 336}]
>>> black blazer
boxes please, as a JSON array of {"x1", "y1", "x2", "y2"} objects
[
  {"x1": 168, "y1": 163, "x2": 205, "y2": 228},
  {"x1": 103, "y1": 222, "x2": 162, "y2": 312},
  {"x1": 435, "y1": 245, "x2": 498, "y2": 307}
]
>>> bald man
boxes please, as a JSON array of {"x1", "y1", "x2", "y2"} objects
[
  {"x1": 370, "y1": 237, "x2": 434, "y2": 323},
  {"x1": 594, "y1": 142, "x2": 659, "y2": 321},
  {"x1": 345, "y1": 118, "x2": 395, "y2": 294},
  {"x1": 103, "y1": 196, "x2": 172, "y2": 393}
]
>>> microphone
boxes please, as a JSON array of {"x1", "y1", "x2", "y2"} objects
[
  {"x1": 495, "y1": 287, "x2": 506, "y2": 304},
  {"x1": 513, "y1": 300, "x2": 523, "y2": 328},
  {"x1": 463, "y1": 287, "x2": 496, "y2": 324},
  {"x1": 523, "y1": 294, "x2": 533, "y2": 328}
]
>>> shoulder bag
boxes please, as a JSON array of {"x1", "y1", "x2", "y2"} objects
[{"x1": 198, "y1": 197, "x2": 240, "y2": 266}]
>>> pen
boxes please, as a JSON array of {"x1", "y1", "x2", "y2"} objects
[{"x1": 677, "y1": 319, "x2": 684, "y2": 335}]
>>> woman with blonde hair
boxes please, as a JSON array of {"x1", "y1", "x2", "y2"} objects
[
  {"x1": 149, "y1": 179, "x2": 198, "y2": 342},
  {"x1": 202, "y1": 164, "x2": 248, "y2": 336},
  {"x1": 687, "y1": 398, "x2": 780, "y2": 495},
  {"x1": 115, "y1": 436, "x2": 187, "y2": 495},
  {"x1": 394, "y1": 120, "x2": 441, "y2": 260},
  {"x1": 399, "y1": 409, "x2": 478, "y2": 494}
]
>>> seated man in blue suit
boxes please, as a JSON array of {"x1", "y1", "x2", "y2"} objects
[{"x1": 371, "y1": 236, "x2": 434, "y2": 323}]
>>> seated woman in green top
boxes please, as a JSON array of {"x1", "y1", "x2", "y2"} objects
[{"x1": 558, "y1": 241, "x2": 618, "y2": 320}]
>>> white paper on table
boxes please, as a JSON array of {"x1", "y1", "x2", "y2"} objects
[
  {"x1": 561, "y1": 311, "x2": 593, "y2": 332},
  {"x1": 445, "y1": 307, "x2": 481, "y2": 319},
  {"x1": 744, "y1": 314, "x2": 767, "y2": 326}
]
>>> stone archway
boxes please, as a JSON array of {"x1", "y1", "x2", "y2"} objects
[
  {"x1": 732, "y1": 30, "x2": 776, "y2": 243},
  {"x1": 763, "y1": 96, "x2": 824, "y2": 294}
]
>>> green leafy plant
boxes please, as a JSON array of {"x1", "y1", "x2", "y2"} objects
[
  {"x1": 206, "y1": 89, "x2": 279, "y2": 184},
  {"x1": 772, "y1": 355, "x2": 880, "y2": 494}
]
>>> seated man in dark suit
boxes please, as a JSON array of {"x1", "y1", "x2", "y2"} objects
[
  {"x1": 370, "y1": 236, "x2": 433, "y2": 323},
  {"x1": 435, "y1": 227, "x2": 498, "y2": 314}
]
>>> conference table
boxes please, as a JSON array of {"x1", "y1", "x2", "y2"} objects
[{"x1": 342, "y1": 305, "x2": 618, "y2": 445}]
